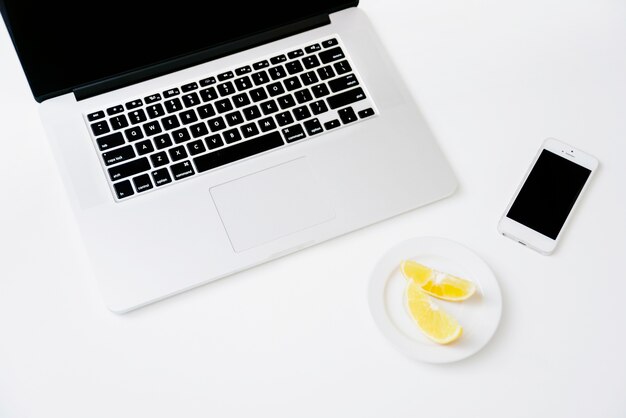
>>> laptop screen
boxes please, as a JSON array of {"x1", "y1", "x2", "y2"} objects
[{"x1": 0, "y1": 0, "x2": 356, "y2": 101}]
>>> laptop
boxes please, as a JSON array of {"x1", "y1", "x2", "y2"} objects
[{"x1": 0, "y1": 0, "x2": 457, "y2": 312}]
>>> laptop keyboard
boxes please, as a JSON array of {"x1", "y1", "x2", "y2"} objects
[{"x1": 85, "y1": 36, "x2": 377, "y2": 201}]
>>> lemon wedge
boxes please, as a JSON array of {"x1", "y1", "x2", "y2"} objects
[
  {"x1": 400, "y1": 260, "x2": 476, "y2": 302},
  {"x1": 406, "y1": 281, "x2": 463, "y2": 344}
]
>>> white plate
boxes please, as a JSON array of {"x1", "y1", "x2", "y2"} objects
[{"x1": 368, "y1": 237, "x2": 502, "y2": 363}]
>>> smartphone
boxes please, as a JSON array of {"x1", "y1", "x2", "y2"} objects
[{"x1": 498, "y1": 138, "x2": 598, "y2": 255}]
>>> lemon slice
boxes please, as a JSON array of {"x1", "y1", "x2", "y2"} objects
[
  {"x1": 400, "y1": 260, "x2": 476, "y2": 302},
  {"x1": 406, "y1": 281, "x2": 463, "y2": 344}
]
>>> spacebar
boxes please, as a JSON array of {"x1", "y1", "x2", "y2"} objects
[{"x1": 193, "y1": 131, "x2": 284, "y2": 173}]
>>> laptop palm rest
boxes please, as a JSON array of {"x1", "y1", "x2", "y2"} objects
[{"x1": 210, "y1": 158, "x2": 335, "y2": 252}]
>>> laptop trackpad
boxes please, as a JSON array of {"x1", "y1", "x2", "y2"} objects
[{"x1": 210, "y1": 158, "x2": 335, "y2": 252}]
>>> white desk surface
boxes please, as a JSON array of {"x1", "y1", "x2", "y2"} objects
[{"x1": 1, "y1": 1, "x2": 625, "y2": 417}]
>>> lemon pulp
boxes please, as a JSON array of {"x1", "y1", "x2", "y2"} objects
[
  {"x1": 400, "y1": 260, "x2": 476, "y2": 302},
  {"x1": 406, "y1": 281, "x2": 463, "y2": 344}
]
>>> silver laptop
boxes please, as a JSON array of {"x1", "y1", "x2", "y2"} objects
[{"x1": 1, "y1": 0, "x2": 457, "y2": 312}]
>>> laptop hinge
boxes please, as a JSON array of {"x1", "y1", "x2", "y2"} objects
[{"x1": 73, "y1": 14, "x2": 331, "y2": 101}]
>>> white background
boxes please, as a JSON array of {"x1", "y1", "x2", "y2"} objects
[{"x1": 1, "y1": 0, "x2": 625, "y2": 417}]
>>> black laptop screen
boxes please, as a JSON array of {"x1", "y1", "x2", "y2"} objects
[{"x1": 0, "y1": 0, "x2": 356, "y2": 101}]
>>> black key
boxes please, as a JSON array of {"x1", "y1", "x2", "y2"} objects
[
  {"x1": 242, "y1": 105, "x2": 262, "y2": 121},
  {"x1": 253, "y1": 60, "x2": 269, "y2": 70},
  {"x1": 187, "y1": 139, "x2": 206, "y2": 156},
  {"x1": 295, "y1": 89, "x2": 314, "y2": 104},
  {"x1": 179, "y1": 109, "x2": 198, "y2": 125},
  {"x1": 284, "y1": 76, "x2": 302, "y2": 91},
  {"x1": 215, "y1": 98, "x2": 234, "y2": 113},
  {"x1": 234, "y1": 76, "x2": 252, "y2": 91},
  {"x1": 128, "y1": 108, "x2": 147, "y2": 124},
  {"x1": 282, "y1": 124, "x2": 306, "y2": 143},
  {"x1": 309, "y1": 100, "x2": 328, "y2": 115},
  {"x1": 249, "y1": 87, "x2": 268, "y2": 102},
  {"x1": 146, "y1": 103, "x2": 165, "y2": 118},
  {"x1": 327, "y1": 87, "x2": 366, "y2": 110},
  {"x1": 162, "y1": 114, "x2": 180, "y2": 130},
  {"x1": 241, "y1": 122, "x2": 260, "y2": 138},
  {"x1": 270, "y1": 55, "x2": 287, "y2": 64},
  {"x1": 108, "y1": 157, "x2": 150, "y2": 181},
  {"x1": 194, "y1": 131, "x2": 284, "y2": 173},
  {"x1": 319, "y1": 47, "x2": 345, "y2": 64},
  {"x1": 164, "y1": 98, "x2": 182, "y2": 113},
  {"x1": 267, "y1": 82, "x2": 285, "y2": 97},
  {"x1": 304, "y1": 44, "x2": 321, "y2": 53},
  {"x1": 317, "y1": 65, "x2": 335, "y2": 81},
  {"x1": 107, "y1": 105, "x2": 124, "y2": 116},
  {"x1": 170, "y1": 160, "x2": 195, "y2": 181},
  {"x1": 182, "y1": 92, "x2": 200, "y2": 108},
  {"x1": 302, "y1": 55, "x2": 321, "y2": 69},
  {"x1": 172, "y1": 128, "x2": 191, "y2": 144},
  {"x1": 87, "y1": 111, "x2": 105, "y2": 121},
  {"x1": 235, "y1": 66, "x2": 252, "y2": 76},
  {"x1": 217, "y1": 82, "x2": 235, "y2": 96},
  {"x1": 110, "y1": 115, "x2": 129, "y2": 130},
  {"x1": 168, "y1": 145, "x2": 188, "y2": 162},
  {"x1": 300, "y1": 71, "x2": 319, "y2": 86},
  {"x1": 358, "y1": 108, "x2": 375, "y2": 118},
  {"x1": 190, "y1": 122, "x2": 209, "y2": 138},
  {"x1": 182, "y1": 82, "x2": 198, "y2": 92},
  {"x1": 303, "y1": 118, "x2": 323, "y2": 136},
  {"x1": 225, "y1": 110, "x2": 244, "y2": 126},
  {"x1": 132, "y1": 174, "x2": 153, "y2": 193},
  {"x1": 103, "y1": 144, "x2": 135, "y2": 166},
  {"x1": 143, "y1": 120, "x2": 162, "y2": 136},
  {"x1": 333, "y1": 60, "x2": 352, "y2": 75},
  {"x1": 205, "y1": 134, "x2": 224, "y2": 150},
  {"x1": 311, "y1": 84, "x2": 330, "y2": 98},
  {"x1": 200, "y1": 87, "x2": 218, "y2": 102},
  {"x1": 145, "y1": 93, "x2": 162, "y2": 104},
  {"x1": 91, "y1": 120, "x2": 110, "y2": 136},
  {"x1": 322, "y1": 38, "x2": 338, "y2": 48},
  {"x1": 293, "y1": 106, "x2": 311, "y2": 121},
  {"x1": 113, "y1": 180, "x2": 134, "y2": 199},
  {"x1": 151, "y1": 168, "x2": 172, "y2": 186},
  {"x1": 223, "y1": 128, "x2": 242, "y2": 144},
  {"x1": 324, "y1": 119, "x2": 340, "y2": 130},
  {"x1": 197, "y1": 103, "x2": 216, "y2": 119},
  {"x1": 268, "y1": 65, "x2": 287, "y2": 80},
  {"x1": 164, "y1": 88, "x2": 180, "y2": 98},
  {"x1": 207, "y1": 116, "x2": 227, "y2": 132},
  {"x1": 125, "y1": 99, "x2": 143, "y2": 110},
  {"x1": 252, "y1": 71, "x2": 270, "y2": 86},
  {"x1": 258, "y1": 117, "x2": 277, "y2": 132},
  {"x1": 233, "y1": 93, "x2": 251, "y2": 108},
  {"x1": 275, "y1": 111, "x2": 294, "y2": 127},
  {"x1": 338, "y1": 106, "x2": 358, "y2": 124},
  {"x1": 329, "y1": 74, "x2": 359, "y2": 92},
  {"x1": 218, "y1": 71, "x2": 234, "y2": 81},
  {"x1": 103, "y1": 145, "x2": 127, "y2": 167},
  {"x1": 154, "y1": 134, "x2": 173, "y2": 150},
  {"x1": 260, "y1": 100, "x2": 279, "y2": 115},
  {"x1": 150, "y1": 151, "x2": 170, "y2": 167},
  {"x1": 287, "y1": 49, "x2": 304, "y2": 59},
  {"x1": 135, "y1": 139, "x2": 154, "y2": 156},
  {"x1": 124, "y1": 126, "x2": 144, "y2": 142},
  {"x1": 200, "y1": 76, "x2": 216, "y2": 87},
  {"x1": 277, "y1": 94, "x2": 296, "y2": 109}
]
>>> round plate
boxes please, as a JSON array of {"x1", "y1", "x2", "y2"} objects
[{"x1": 368, "y1": 237, "x2": 502, "y2": 363}]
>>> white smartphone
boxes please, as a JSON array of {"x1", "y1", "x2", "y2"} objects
[{"x1": 498, "y1": 138, "x2": 598, "y2": 255}]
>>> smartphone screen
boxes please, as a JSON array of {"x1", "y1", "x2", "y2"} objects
[{"x1": 506, "y1": 149, "x2": 591, "y2": 239}]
